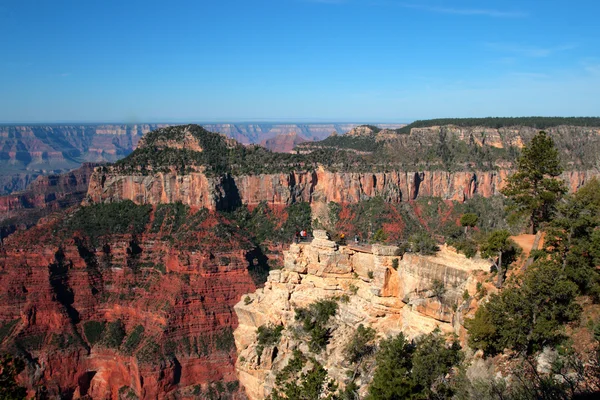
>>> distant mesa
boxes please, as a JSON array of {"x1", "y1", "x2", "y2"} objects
[{"x1": 260, "y1": 132, "x2": 308, "y2": 153}]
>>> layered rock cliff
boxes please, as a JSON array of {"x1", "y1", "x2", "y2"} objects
[
  {"x1": 233, "y1": 231, "x2": 493, "y2": 399},
  {"x1": 84, "y1": 124, "x2": 600, "y2": 211},
  {"x1": 0, "y1": 163, "x2": 100, "y2": 230},
  {"x1": 0, "y1": 124, "x2": 166, "y2": 194},
  {"x1": 86, "y1": 166, "x2": 598, "y2": 211},
  {"x1": 0, "y1": 206, "x2": 257, "y2": 398}
]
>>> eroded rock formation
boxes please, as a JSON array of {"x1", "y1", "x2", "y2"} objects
[
  {"x1": 0, "y1": 163, "x2": 100, "y2": 228},
  {"x1": 0, "y1": 211, "x2": 255, "y2": 399},
  {"x1": 86, "y1": 166, "x2": 598, "y2": 211},
  {"x1": 233, "y1": 231, "x2": 492, "y2": 399}
]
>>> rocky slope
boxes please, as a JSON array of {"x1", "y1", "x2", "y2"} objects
[
  {"x1": 233, "y1": 231, "x2": 492, "y2": 399},
  {"x1": 0, "y1": 205, "x2": 257, "y2": 399}
]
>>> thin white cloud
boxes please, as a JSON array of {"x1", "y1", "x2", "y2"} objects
[
  {"x1": 485, "y1": 43, "x2": 577, "y2": 58},
  {"x1": 398, "y1": 2, "x2": 526, "y2": 18}
]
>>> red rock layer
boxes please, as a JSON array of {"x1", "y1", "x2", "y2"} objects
[{"x1": 0, "y1": 212, "x2": 255, "y2": 399}]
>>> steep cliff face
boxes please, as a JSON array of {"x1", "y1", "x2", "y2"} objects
[
  {"x1": 0, "y1": 208, "x2": 256, "y2": 399},
  {"x1": 86, "y1": 166, "x2": 598, "y2": 210},
  {"x1": 233, "y1": 231, "x2": 492, "y2": 399}
]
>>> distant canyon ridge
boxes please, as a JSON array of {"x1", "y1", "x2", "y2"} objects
[{"x1": 0, "y1": 123, "x2": 405, "y2": 195}]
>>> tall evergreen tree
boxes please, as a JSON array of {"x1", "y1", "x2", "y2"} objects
[
  {"x1": 545, "y1": 178, "x2": 600, "y2": 298},
  {"x1": 501, "y1": 131, "x2": 566, "y2": 233}
]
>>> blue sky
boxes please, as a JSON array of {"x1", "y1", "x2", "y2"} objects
[{"x1": 1, "y1": 0, "x2": 599, "y2": 123}]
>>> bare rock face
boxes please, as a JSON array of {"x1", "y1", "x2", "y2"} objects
[
  {"x1": 346, "y1": 125, "x2": 376, "y2": 137},
  {"x1": 0, "y1": 210, "x2": 255, "y2": 399},
  {"x1": 87, "y1": 165, "x2": 599, "y2": 212},
  {"x1": 233, "y1": 239, "x2": 491, "y2": 399}
]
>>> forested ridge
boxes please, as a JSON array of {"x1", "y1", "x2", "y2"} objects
[
  {"x1": 396, "y1": 117, "x2": 600, "y2": 134},
  {"x1": 110, "y1": 122, "x2": 600, "y2": 177}
]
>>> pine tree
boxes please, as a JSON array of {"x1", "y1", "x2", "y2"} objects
[{"x1": 501, "y1": 131, "x2": 566, "y2": 233}]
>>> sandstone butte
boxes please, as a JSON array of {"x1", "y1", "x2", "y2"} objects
[
  {"x1": 0, "y1": 122, "x2": 599, "y2": 399},
  {"x1": 233, "y1": 231, "x2": 495, "y2": 400}
]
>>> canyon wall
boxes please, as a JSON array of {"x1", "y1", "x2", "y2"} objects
[
  {"x1": 0, "y1": 211, "x2": 256, "y2": 398},
  {"x1": 0, "y1": 163, "x2": 100, "y2": 227},
  {"x1": 86, "y1": 167, "x2": 599, "y2": 210},
  {"x1": 0, "y1": 124, "x2": 165, "y2": 194},
  {"x1": 233, "y1": 231, "x2": 492, "y2": 399}
]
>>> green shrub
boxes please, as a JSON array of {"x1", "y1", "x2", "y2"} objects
[
  {"x1": 392, "y1": 258, "x2": 399, "y2": 270},
  {"x1": 215, "y1": 327, "x2": 235, "y2": 352},
  {"x1": 466, "y1": 261, "x2": 580, "y2": 355},
  {"x1": 460, "y1": 213, "x2": 479, "y2": 229},
  {"x1": 118, "y1": 386, "x2": 138, "y2": 400},
  {"x1": 372, "y1": 228, "x2": 388, "y2": 243},
  {"x1": 136, "y1": 339, "x2": 163, "y2": 364},
  {"x1": 344, "y1": 324, "x2": 376, "y2": 364},
  {"x1": 122, "y1": 325, "x2": 145, "y2": 354},
  {"x1": 295, "y1": 299, "x2": 338, "y2": 353},
  {"x1": 367, "y1": 330, "x2": 463, "y2": 400},
  {"x1": 102, "y1": 319, "x2": 126, "y2": 348},
  {"x1": 268, "y1": 350, "x2": 341, "y2": 400},
  {"x1": 256, "y1": 324, "x2": 284, "y2": 357},
  {"x1": 431, "y1": 279, "x2": 446, "y2": 299},
  {"x1": 151, "y1": 202, "x2": 189, "y2": 233},
  {"x1": 409, "y1": 232, "x2": 439, "y2": 255},
  {"x1": 449, "y1": 237, "x2": 478, "y2": 258},
  {"x1": 65, "y1": 201, "x2": 152, "y2": 243},
  {"x1": 226, "y1": 380, "x2": 240, "y2": 393}
]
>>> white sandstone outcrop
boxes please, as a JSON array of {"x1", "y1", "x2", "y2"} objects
[{"x1": 233, "y1": 231, "x2": 492, "y2": 399}]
